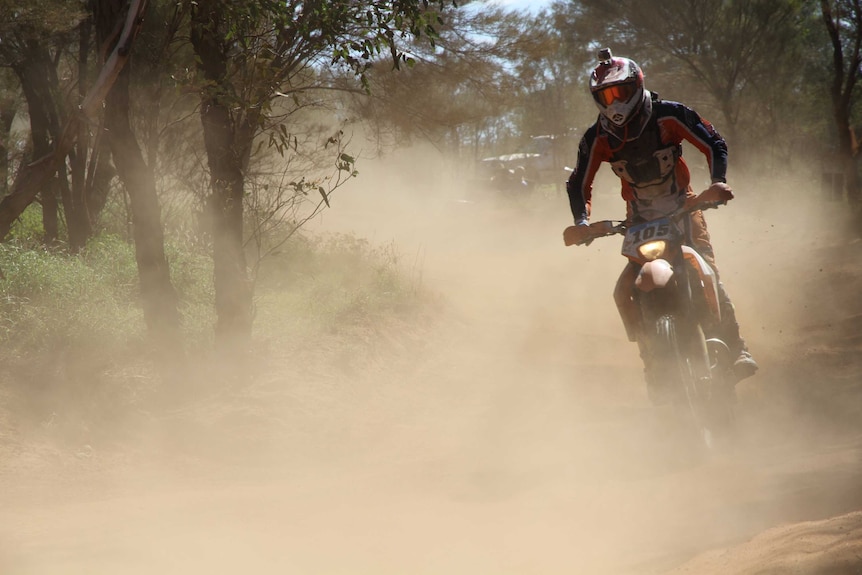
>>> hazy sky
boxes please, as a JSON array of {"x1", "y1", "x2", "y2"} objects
[{"x1": 482, "y1": 0, "x2": 555, "y2": 13}]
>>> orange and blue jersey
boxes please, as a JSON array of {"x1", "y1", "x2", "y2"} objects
[{"x1": 567, "y1": 96, "x2": 728, "y2": 223}]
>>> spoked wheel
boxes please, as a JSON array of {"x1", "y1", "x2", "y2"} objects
[{"x1": 652, "y1": 315, "x2": 735, "y2": 451}]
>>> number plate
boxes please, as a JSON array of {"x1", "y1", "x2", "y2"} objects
[{"x1": 621, "y1": 218, "x2": 673, "y2": 258}]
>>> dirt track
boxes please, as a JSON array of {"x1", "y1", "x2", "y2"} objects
[{"x1": 1, "y1": 154, "x2": 861, "y2": 574}]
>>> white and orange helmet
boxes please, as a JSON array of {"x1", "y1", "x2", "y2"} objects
[{"x1": 589, "y1": 48, "x2": 646, "y2": 128}]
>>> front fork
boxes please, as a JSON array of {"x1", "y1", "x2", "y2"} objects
[
  {"x1": 614, "y1": 259, "x2": 690, "y2": 343},
  {"x1": 614, "y1": 261, "x2": 643, "y2": 343}
]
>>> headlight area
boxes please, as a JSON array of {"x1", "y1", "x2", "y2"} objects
[{"x1": 637, "y1": 240, "x2": 668, "y2": 261}]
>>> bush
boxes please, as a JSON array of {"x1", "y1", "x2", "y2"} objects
[
  {"x1": 0, "y1": 230, "x2": 423, "y2": 362},
  {"x1": 5, "y1": 204, "x2": 47, "y2": 247},
  {"x1": 254, "y1": 232, "x2": 424, "y2": 337},
  {"x1": 165, "y1": 240, "x2": 216, "y2": 349},
  {"x1": 0, "y1": 236, "x2": 143, "y2": 356}
]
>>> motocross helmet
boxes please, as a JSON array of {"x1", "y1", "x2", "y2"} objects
[{"x1": 590, "y1": 48, "x2": 646, "y2": 129}]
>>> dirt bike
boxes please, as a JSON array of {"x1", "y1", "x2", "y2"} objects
[{"x1": 564, "y1": 187, "x2": 737, "y2": 449}]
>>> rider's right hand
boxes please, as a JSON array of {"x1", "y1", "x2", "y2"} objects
[{"x1": 563, "y1": 225, "x2": 594, "y2": 246}]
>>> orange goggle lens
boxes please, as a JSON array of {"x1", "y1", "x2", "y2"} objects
[{"x1": 595, "y1": 84, "x2": 635, "y2": 106}]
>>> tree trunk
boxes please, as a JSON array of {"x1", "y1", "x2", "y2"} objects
[
  {"x1": 66, "y1": 16, "x2": 95, "y2": 252},
  {"x1": 42, "y1": 174, "x2": 59, "y2": 245},
  {"x1": 191, "y1": 0, "x2": 254, "y2": 347},
  {"x1": 85, "y1": 136, "x2": 115, "y2": 220},
  {"x1": 836, "y1": 111, "x2": 861, "y2": 205},
  {"x1": 14, "y1": 45, "x2": 62, "y2": 244},
  {"x1": 85, "y1": 135, "x2": 114, "y2": 221},
  {"x1": 99, "y1": 3, "x2": 182, "y2": 353},
  {"x1": 0, "y1": 101, "x2": 15, "y2": 196},
  {"x1": 830, "y1": 72, "x2": 861, "y2": 206},
  {"x1": 201, "y1": 100, "x2": 254, "y2": 346},
  {"x1": 822, "y1": 0, "x2": 862, "y2": 210}
]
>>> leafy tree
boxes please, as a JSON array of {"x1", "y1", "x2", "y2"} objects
[
  {"x1": 351, "y1": 4, "x2": 589, "y2": 184},
  {"x1": 0, "y1": 0, "x2": 85, "y2": 244},
  {"x1": 348, "y1": 6, "x2": 518, "y2": 158},
  {"x1": 186, "y1": 0, "x2": 452, "y2": 346},
  {"x1": 492, "y1": 7, "x2": 588, "y2": 180},
  {"x1": 0, "y1": 0, "x2": 130, "y2": 249},
  {"x1": 0, "y1": 0, "x2": 186, "y2": 356},
  {"x1": 821, "y1": 0, "x2": 862, "y2": 208},
  {"x1": 565, "y1": 0, "x2": 810, "y2": 157}
]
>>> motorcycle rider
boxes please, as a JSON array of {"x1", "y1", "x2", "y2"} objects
[{"x1": 563, "y1": 48, "x2": 758, "y2": 391}]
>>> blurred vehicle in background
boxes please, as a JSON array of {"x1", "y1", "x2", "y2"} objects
[{"x1": 476, "y1": 133, "x2": 578, "y2": 195}]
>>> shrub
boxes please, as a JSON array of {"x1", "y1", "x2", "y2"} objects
[
  {"x1": 0, "y1": 236, "x2": 143, "y2": 356},
  {"x1": 0, "y1": 230, "x2": 423, "y2": 362},
  {"x1": 254, "y1": 232, "x2": 423, "y2": 337}
]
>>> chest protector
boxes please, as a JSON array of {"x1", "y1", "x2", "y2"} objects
[{"x1": 607, "y1": 111, "x2": 681, "y2": 192}]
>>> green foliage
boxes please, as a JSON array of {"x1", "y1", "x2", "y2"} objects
[
  {"x1": 0, "y1": 0, "x2": 87, "y2": 41},
  {"x1": 5, "y1": 204, "x2": 46, "y2": 247},
  {"x1": 190, "y1": 0, "x2": 454, "y2": 156},
  {"x1": 0, "y1": 228, "x2": 422, "y2": 355},
  {"x1": 0, "y1": 235, "x2": 143, "y2": 356},
  {"x1": 0, "y1": 232, "x2": 214, "y2": 358},
  {"x1": 254, "y1": 232, "x2": 423, "y2": 337},
  {"x1": 165, "y1": 240, "x2": 216, "y2": 347},
  {"x1": 350, "y1": 5, "x2": 590, "y2": 162},
  {"x1": 572, "y1": 0, "x2": 811, "y2": 135}
]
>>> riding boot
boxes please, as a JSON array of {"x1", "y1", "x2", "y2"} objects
[{"x1": 717, "y1": 282, "x2": 758, "y2": 381}]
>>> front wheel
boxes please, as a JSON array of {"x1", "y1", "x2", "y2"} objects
[{"x1": 651, "y1": 315, "x2": 735, "y2": 450}]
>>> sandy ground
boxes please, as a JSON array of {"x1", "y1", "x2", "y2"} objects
[{"x1": 0, "y1": 149, "x2": 861, "y2": 574}]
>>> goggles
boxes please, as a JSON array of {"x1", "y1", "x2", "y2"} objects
[{"x1": 594, "y1": 83, "x2": 636, "y2": 106}]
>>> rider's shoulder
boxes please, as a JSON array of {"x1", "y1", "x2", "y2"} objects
[
  {"x1": 653, "y1": 98, "x2": 687, "y2": 112},
  {"x1": 580, "y1": 120, "x2": 602, "y2": 143},
  {"x1": 653, "y1": 98, "x2": 698, "y2": 118}
]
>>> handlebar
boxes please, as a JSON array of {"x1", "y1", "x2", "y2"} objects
[{"x1": 565, "y1": 191, "x2": 729, "y2": 247}]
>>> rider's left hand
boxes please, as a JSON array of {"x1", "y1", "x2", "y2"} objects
[
  {"x1": 687, "y1": 182, "x2": 734, "y2": 210},
  {"x1": 702, "y1": 182, "x2": 734, "y2": 204}
]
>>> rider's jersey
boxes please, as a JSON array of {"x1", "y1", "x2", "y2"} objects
[{"x1": 567, "y1": 95, "x2": 728, "y2": 222}]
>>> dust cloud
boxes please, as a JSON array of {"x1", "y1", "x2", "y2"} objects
[{"x1": 1, "y1": 143, "x2": 861, "y2": 575}]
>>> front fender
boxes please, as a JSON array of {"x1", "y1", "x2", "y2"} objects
[{"x1": 635, "y1": 259, "x2": 674, "y2": 292}]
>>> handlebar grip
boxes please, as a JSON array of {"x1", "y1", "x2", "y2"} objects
[
  {"x1": 699, "y1": 200, "x2": 725, "y2": 210},
  {"x1": 590, "y1": 220, "x2": 617, "y2": 234}
]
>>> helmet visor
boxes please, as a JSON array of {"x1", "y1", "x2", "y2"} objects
[{"x1": 594, "y1": 83, "x2": 636, "y2": 107}]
